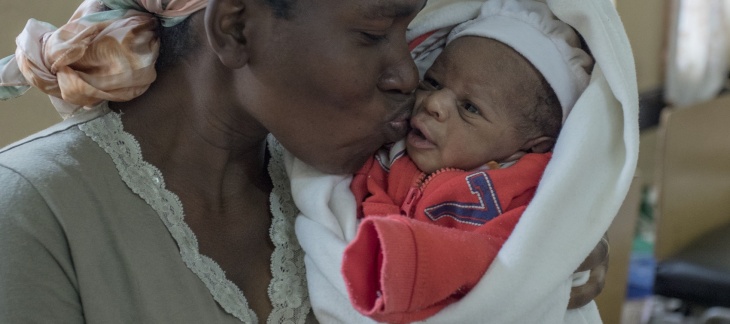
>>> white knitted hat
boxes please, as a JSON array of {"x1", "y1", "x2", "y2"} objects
[{"x1": 447, "y1": 0, "x2": 594, "y2": 123}]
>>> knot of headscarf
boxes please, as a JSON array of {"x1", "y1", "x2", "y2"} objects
[{"x1": 0, "y1": 0, "x2": 207, "y2": 118}]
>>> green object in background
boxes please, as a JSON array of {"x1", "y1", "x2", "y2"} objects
[
  {"x1": 633, "y1": 185, "x2": 655, "y2": 254},
  {"x1": 626, "y1": 185, "x2": 656, "y2": 299}
]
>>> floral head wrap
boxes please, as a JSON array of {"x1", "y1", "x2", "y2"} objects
[{"x1": 0, "y1": 0, "x2": 207, "y2": 118}]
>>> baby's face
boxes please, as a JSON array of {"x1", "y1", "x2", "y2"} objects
[{"x1": 407, "y1": 36, "x2": 543, "y2": 173}]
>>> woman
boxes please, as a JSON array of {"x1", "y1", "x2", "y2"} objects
[{"x1": 0, "y1": 0, "x2": 627, "y2": 322}]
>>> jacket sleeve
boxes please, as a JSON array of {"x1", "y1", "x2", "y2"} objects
[{"x1": 342, "y1": 207, "x2": 523, "y2": 323}]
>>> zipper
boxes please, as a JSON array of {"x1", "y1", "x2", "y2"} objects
[
  {"x1": 417, "y1": 167, "x2": 461, "y2": 190},
  {"x1": 401, "y1": 167, "x2": 461, "y2": 216}
]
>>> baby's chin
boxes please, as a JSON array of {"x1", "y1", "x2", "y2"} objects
[{"x1": 406, "y1": 146, "x2": 443, "y2": 174}]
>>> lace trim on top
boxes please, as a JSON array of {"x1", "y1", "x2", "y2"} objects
[
  {"x1": 79, "y1": 109, "x2": 310, "y2": 323},
  {"x1": 265, "y1": 134, "x2": 311, "y2": 323}
]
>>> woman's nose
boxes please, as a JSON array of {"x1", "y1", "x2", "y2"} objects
[{"x1": 377, "y1": 48, "x2": 419, "y2": 96}]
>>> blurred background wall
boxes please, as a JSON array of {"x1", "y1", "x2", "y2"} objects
[
  {"x1": 616, "y1": 0, "x2": 666, "y2": 93},
  {"x1": 0, "y1": 0, "x2": 76, "y2": 147}
]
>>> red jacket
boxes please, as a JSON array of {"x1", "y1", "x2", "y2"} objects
[{"x1": 342, "y1": 152, "x2": 551, "y2": 323}]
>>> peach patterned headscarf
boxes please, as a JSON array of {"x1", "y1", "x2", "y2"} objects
[{"x1": 0, "y1": 0, "x2": 207, "y2": 118}]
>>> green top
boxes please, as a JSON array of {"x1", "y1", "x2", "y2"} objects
[{"x1": 0, "y1": 108, "x2": 313, "y2": 323}]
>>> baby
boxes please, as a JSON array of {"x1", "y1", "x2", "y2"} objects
[{"x1": 340, "y1": 0, "x2": 594, "y2": 323}]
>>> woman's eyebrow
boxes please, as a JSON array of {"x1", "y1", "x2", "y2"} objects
[{"x1": 363, "y1": 1, "x2": 423, "y2": 19}]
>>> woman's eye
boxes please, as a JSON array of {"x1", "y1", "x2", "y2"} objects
[
  {"x1": 360, "y1": 32, "x2": 387, "y2": 43},
  {"x1": 463, "y1": 102, "x2": 480, "y2": 115},
  {"x1": 419, "y1": 78, "x2": 441, "y2": 90}
]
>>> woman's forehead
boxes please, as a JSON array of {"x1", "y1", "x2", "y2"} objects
[
  {"x1": 302, "y1": 0, "x2": 425, "y2": 19},
  {"x1": 356, "y1": 0, "x2": 427, "y2": 19}
]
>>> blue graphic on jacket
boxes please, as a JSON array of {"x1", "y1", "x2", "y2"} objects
[{"x1": 424, "y1": 172, "x2": 503, "y2": 225}]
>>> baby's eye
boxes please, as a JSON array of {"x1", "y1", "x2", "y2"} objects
[
  {"x1": 462, "y1": 102, "x2": 480, "y2": 115},
  {"x1": 418, "y1": 78, "x2": 441, "y2": 90}
]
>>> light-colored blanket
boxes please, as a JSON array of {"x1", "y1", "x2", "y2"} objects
[{"x1": 287, "y1": 0, "x2": 638, "y2": 322}]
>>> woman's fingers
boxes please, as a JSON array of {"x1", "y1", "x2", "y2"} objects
[{"x1": 568, "y1": 234, "x2": 609, "y2": 309}]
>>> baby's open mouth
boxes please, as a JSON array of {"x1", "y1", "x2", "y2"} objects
[
  {"x1": 407, "y1": 123, "x2": 437, "y2": 149},
  {"x1": 411, "y1": 127, "x2": 426, "y2": 140}
]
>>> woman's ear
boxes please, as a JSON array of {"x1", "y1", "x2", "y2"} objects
[{"x1": 205, "y1": 0, "x2": 248, "y2": 68}]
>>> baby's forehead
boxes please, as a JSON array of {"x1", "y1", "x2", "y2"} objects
[
  {"x1": 432, "y1": 37, "x2": 548, "y2": 120},
  {"x1": 442, "y1": 36, "x2": 520, "y2": 65},
  {"x1": 437, "y1": 37, "x2": 542, "y2": 92}
]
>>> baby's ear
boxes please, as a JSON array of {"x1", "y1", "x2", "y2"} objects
[
  {"x1": 502, "y1": 136, "x2": 556, "y2": 163},
  {"x1": 524, "y1": 136, "x2": 556, "y2": 154}
]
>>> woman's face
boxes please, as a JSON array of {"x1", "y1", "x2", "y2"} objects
[{"x1": 242, "y1": 0, "x2": 425, "y2": 174}]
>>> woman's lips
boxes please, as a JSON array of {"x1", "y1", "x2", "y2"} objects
[
  {"x1": 384, "y1": 96, "x2": 416, "y2": 143},
  {"x1": 388, "y1": 119, "x2": 409, "y2": 141},
  {"x1": 386, "y1": 110, "x2": 412, "y2": 142}
]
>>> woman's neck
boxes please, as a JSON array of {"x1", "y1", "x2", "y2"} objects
[{"x1": 109, "y1": 58, "x2": 271, "y2": 207}]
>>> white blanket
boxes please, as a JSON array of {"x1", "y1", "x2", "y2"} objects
[{"x1": 287, "y1": 0, "x2": 638, "y2": 322}]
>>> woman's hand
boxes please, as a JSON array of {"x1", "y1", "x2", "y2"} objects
[{"x1": 567, "y1": 234, "x2": 609, "y2": 309}]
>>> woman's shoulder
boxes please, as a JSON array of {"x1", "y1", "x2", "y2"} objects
[{"x1": 0, "y1": 108, "x2": 110, "y2": 183}]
